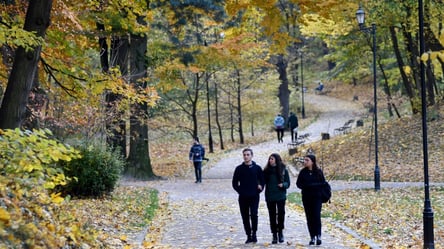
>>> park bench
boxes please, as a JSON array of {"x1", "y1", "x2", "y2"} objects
[
  {"x1": 334, "y1": 119, "x2": 354, "y2": 135},
  {"x1": 287, "y1": 133, "x2": 310, "y2": 155}
]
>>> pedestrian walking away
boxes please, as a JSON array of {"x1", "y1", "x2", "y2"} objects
[
  {"x1": 273, "y1": 114, "x2": 285, "y2": 143},
  {"x1": 296, "y1": 154, "x2": 325, "y2": 246},
  {"x1": 288, "y1": 112, "x2": 299, "y2": 142},
  {"x1": 232, "y1": 148, "x2": 265, "y2": 244},
  {"x1": 189, "y1": 136, "x2": 205, "y2": 183},
  {"x1": 263, "y1": 153, "x2": 290, "y2": 244}
]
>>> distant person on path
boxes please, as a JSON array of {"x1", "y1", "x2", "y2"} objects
[
  {"x1": 232, "y1": 148, "x2": 265, "y2": 244},
  {"x1": 288, "y1": 112, "x2": 299, "y2": 142},
  {"x1": 315, "y1": 81, "x2": 324, "y2": 93},
  {"x1": 189, "y1": 136, "x2": 205, "y2": 183},
  {"x1": 296, "y1": 154, "x2": 325, "y2": 246},
  {"x1": 263, "y1": 153, "x2": 290, "y2": 244},
  {"x1": 273, "y1": 114, "x2": 285, "y2": 143}
]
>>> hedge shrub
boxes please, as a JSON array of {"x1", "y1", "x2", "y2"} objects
[{"x1": 60, "y1": 145, "x2": 125, "y2": 197}]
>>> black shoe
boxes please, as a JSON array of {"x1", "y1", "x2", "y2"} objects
[
  {"x1": 309, "y1": 237, "x2": 315, "y2": 245},
  {"x1": 316, "y1": 235, "x2": 322, "y2": 245},
  {"x1": 245, "y1": 236, "x2": 253, "y2": 244},
  {"x1": 272, "y1": 233, "x2": 278, "y2": 244},
  {"x1": 195, "y1": 180, "x2": 199, "y2": 183},
  {"x1": 251, "y1": 233, "x2": 257, "y2": 243},
  {"x1": 278, "y1": 231, "x2": 284, "y2": 243}
]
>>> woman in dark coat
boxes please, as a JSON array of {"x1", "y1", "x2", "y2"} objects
[
  {"x1": 263, "y1": 153, "x2": 290, "y2": 244},
  {"x1": 296, "y1": 154, "x2": 326, "y2": 245}
]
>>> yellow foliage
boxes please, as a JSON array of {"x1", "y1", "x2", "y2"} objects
[
  {"x1": 421, "y1": 52, "x2": 429, "y2": 62},
  {"x1": 403, "y1": 66, "x2": 412, "y2": 75},
  {"x1": 0, "y1": 208, "x2": 10, "y2": 224},
  {"x1": 50, "y1": 193, "x2": 65, "y2": 205}
]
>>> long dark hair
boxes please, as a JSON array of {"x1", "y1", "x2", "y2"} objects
[
  {"x1": 264, "y1": 153, "x2": 286, "y2": 183},
  {"x1": 305, "y1": 154, "x2": 323, "y2": 179}
]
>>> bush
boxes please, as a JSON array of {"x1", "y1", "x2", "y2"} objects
[
  {"x1": 60, "y1": 145, "x2": 125, "y2": 197},
  {"x1": 0, "y1": 129, "x2": 103, "y2": 248}
]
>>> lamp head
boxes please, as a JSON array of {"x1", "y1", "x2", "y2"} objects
[{"x1": 356, "y1": 6, "x2": 365, "y2": 27}]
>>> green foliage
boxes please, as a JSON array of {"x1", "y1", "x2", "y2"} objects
[
  {"x1": 0, "y1": 24, "x2": 43, "y2": 51},
  {"x1": 0, "y1": 129, "x2": 101, "y2": 248},
  {"x1": 0, "y1": 128, "x2": 80, "y2": 190},
  {"x1": 60, "y1": 145, "x2": 125, "y2": 197}
]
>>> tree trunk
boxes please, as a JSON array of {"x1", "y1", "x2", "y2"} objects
[
  {"x1": 389, "y1": 26, "x2": 418, "y2": 114},
  {"x1": 205, "y1": 73, "x2": 214, "y2": 153},
  {"x1": 229, "y1": 91, "x2": 234, "y2": 142},
  {"x1": 126, "y1": 8, "x2": 155, "y2": 179},
  {"x1": 0, "y1": 0, "x2": 52, "y2": 129},
  {"x1": 425, "y1": 60, "x2": 436, "y2": 106},
  {"x1": 190, "y1": 73, "x2": 202, "y2": 139},
  {"x1": 214, "y1": 81, "x2": 224, "y2": 150},
  {"x1": 236, "y1": 69, "x2": 244, "y2": 144},
  {"x1": 275, "y1": 54, "x2": 290, "y2": 122},
  {"x1": 106, "y1": 36, "x2": 128, "y2": 158},
  {"x1": 96, "y1": 22, "x2": 109, "y2": 73}
]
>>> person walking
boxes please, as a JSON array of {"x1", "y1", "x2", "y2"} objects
[
  {"x1": 189, "y1": 136, "x2": 205, "y2": 183},
  {"x1": 232, "y1": 148, "x2": 265, "y2": 244},
  {"x1": 273, "y1": 114, "x2": 285, "y2": 143},
  {"x1": 288, "y1": 112, "x2": 299, "y2": 142},
  {"x1": 263, "y1": 153, "x2": 290, "y2": 244},
  {"x1": 296, "y1": 154, "x2": 325, "y2": 246}
]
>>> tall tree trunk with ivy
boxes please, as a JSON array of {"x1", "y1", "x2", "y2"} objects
[{"x1": 0, "y1": 0, "x2": 52, "y2": 129}]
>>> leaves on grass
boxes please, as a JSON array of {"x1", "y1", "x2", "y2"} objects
[
  {"x1": 321, "y1": 187, "x2": 444, "y2": 248},
  {"x1": 298, "y1": 113, "x2": 444, "y2": 182}
]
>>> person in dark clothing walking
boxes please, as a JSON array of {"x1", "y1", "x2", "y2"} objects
[
  {"x1": 232, "y1": 148, "x2": 265, "y2": 244},
  {"x1": 288, "y1": 112, "x2": 299, "y2": 142},
  {"x1": 263, "y1": 153, "x2": 290, "y2": 244},
  {"x1": 296, "y1": 154, "x2": 325, "y2": 246},
  {"x1": 189, "y1": 137, "x2": 205, "y2": 183}
]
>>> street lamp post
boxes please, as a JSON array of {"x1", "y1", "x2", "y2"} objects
[
  {"x1": 418, "y1": 0, "x2": 434, "y2": 248},
  {"x1": 356, "y1": 6, "x2": 380, "y2": 191},
  {"x1": 300, "y1": 51, "x2": 306, "y2": 119}
]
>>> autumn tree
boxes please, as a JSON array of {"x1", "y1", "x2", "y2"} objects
[{"x1": 0, "y1": 0, "x2": 52, "y2": 129}]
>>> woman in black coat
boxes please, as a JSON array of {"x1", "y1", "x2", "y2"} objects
[{"x1": 296, "y1": 154, "x2": 326, "y2": 246}]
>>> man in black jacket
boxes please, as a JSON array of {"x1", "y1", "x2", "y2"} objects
[
  {"x1": 288, "y1": 112, "x2": 299, "y2": 142},
  {"x1": 232, "y1": 148, "x2": 265, "y2": 244},
  {"x1": 189, "y1": 137, "x2": 205, "y2": 183}
]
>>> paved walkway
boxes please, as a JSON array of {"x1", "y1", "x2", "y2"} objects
[{"x1": 122, "y1": 94, "x2": 380, "y2": 248}]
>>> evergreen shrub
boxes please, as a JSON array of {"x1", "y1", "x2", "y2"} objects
[{"x1": 60, "y1": 145, "x2": 125, "y2": 197}]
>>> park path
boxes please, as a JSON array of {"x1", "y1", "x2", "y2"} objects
[{"x1": 122, "y1": 94, "x2": 376, "y2": 248}]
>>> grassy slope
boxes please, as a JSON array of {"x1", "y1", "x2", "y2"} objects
[
  {"x1": 296, "y1": 82, "x2": 444, "y2": 182},
  {"x1": 288, "y1": 82, "x2": 444, "y2": 248}
]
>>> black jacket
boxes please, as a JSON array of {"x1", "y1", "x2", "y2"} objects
[
  {"x1": 296, "y1": 167, "x2": 325, "y2": 200},
  {"x1": 232, "y1": 161, "x2": 265, "y2": 197}
]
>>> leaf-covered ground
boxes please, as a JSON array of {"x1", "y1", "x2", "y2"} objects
[
  {"x1": 62, "y1": 186, "x2": 169, "y2": 249},
  {"x1": 291, "y1": 186, "x2": 444, "y2": 248}
]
